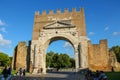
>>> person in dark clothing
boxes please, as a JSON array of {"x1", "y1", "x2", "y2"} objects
[
  {"x1": 86, "y1": 69, "x2": 94, "y2": 80},
  {"x1": 23, "y1": 69, "x2": 26, "y2": 76},
  {"x1": 19, "y1": 68, "x2": 22, "y2": 76},
  {"x1": 7, "y1": 66, "x2": 12, "y2": 79},
  {"x1": 112, "y1": 67, "x2": 114, "y2": 72},
  {"x1": 2, "y1": 66, "x2": 8, "y2": 79},
  {"x1": 8, "y1": 66, "x2": 12, "y2": 75},
  {"x1": 99, "y1": 71, "x2": 107, "y2": 80},
  {"x1": 41, "y1": 68, "x2": 43, "y2": 73},
  {"x1": 94, "y1": 70, "x2": 100, "y2": 80}
]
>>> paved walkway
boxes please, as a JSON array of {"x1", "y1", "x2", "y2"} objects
[{"x1": 10, "y1": 72, "x2": 86, "y2": 80}]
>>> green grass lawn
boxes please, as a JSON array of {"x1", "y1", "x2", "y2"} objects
[{"x1": 106, "y1": 72, "x2": 120, "y2": 80}]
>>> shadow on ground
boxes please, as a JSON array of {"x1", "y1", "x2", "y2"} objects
[{"x1": 10, "y1": 71, "x2": 85, "y2": 80}]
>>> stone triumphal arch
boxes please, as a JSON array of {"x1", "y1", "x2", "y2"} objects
[
  {"x1": 30, "y1": 8, "x2": 88, "y2": 74},
  {"x1": 12, "y1": 8, "x2": 112, "y2": 74}
]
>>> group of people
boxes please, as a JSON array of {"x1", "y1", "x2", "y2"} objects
[
  {"x1": 85, "y1": 70, "x2": 107, "y2": 80},
  {"x1": 16, "y1": 68, "x2": 26, "y2": 76},
  {"x1": 2, "y1": 66, "x2": 12, "y2": 79}
]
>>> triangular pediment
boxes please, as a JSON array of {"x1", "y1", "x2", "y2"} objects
[{"x1": 43, "y1": 20, "x2": 75, "y2": 29}]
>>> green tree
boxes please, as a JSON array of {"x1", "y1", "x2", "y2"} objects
[
  {"x1": 52, "y1": 53, "x2": 59, "y2": 68},
  {"x1": 9, "y1": 57, "x2": 12, "y2": 64},
  {"x1": 46, "y1": 51, "x2": 75, "y2": 68},
  {"x1": 70, "y1": 58, "x2": 75, "y2": 68},
  {"x1": 46, "y1": 51, "x2": 55, "y2": 67},
  {"x1": 110, "y1": 45, "x2": 120, "y2": 62},
  {"x1": 0, "y1": 52, "x2": 11, "y2": 66},
  {"x1": 58, "y1": 54, "x2": 71, "y2": 68}
]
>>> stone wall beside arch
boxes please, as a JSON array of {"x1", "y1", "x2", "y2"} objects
[{"x1": 88, "y1": 40, "x2": 111, "y2": 71}]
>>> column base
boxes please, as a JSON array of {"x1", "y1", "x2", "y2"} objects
[{"x1": 32, "y1": 68, "x2": 38, "y2": 74}]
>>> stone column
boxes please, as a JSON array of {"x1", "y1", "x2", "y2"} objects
[
  {"x1": 30, "y1": 44, "x2": 33, "y2": 73},
  {"x1": 80, "y1": 41, "x2": 88, "y2": 68},
  {"x1": 38, "y1": 46, "x2": 46, "y2": 74},
  {"x1": 32, "y1": 44, "x2": 40, "y2": 74},
  {"x1": 42, "y1": 49, "x2": 46, "y2": 74},
  {"x1": 78, "y1": 43, "x2": 81, "y2": 68},
  {"x1": 34, "y1": 44, "x2": 37, "y2": 68},
  {"x1": 75, "y1": 46, "x2": 79, "y2": 70}
]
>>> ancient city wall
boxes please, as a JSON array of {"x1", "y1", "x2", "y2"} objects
[
  {"x1": 12, "y1": 42, "x2": 27, "y2": 71},
  {"x1": 88, "y1": 40, "x2": 111, "y2": 71},
  {"x1": 109, "y1": 51, "x2": 120, "y2": 71}
]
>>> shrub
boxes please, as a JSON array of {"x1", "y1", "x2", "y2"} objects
[{"x1": 12, "y1": 70, "x2": 17, "y2": 75}]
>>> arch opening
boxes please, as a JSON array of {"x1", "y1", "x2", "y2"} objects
[{"x1": 45, "y1": 36, "x2": 76, "y2": 72}]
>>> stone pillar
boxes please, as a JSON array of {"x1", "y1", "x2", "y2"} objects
[
  {"x1": 75, "y1": 46, "x2": 79, "y2": 69},
  {"x1": 42, "y1": 48, "x2": 46, "y2": 74},
  {"x1": 34, "y1": 44, "x2": 37, "y2": 68},
  {"x1": 38, "y1": 46, "x2": 46, "y2": 74},
  {"x1": 30, "y1": 43, "x2": 35, "y2": 67},
  {"x1": 80, "y1": 41, "x2": 88, "y2": 68},
  {"x1": 32, "y1": 44, "x2": 38, "y2": 74},
  {"x1": 31, "y1": 43, "x2": 40, "y2": 74},
  {"x1": 78, "y1": 43, "x2": 81, "y2": 68}
]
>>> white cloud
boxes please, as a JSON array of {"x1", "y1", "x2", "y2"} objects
[
  {"x1": 63, "y1": 42, "x2": 73, "y2": 49},
  {"x1": 87, "y1": 37, "x2": 90, "y2": 41},
  {"x1": 112, "y1": 32, "x2": 120, "y2": 36},
  {"x1": 104, "y1": 27, "x2": 109, "y2": 31},
  {"x1": 0, "y1": 34, "x2": 11, "y2": 48},
  {"x1": 88, "y1": 32, "x2": 95, "y2": 35},
  {"x1": 0, "y1": 27, "x2": 7, "y2": 33},
  {"x1": 0, "y1": 19, "x2": 5, "y2": 26}
]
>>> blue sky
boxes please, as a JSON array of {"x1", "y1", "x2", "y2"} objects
[{"x1": 0, "y1": 0, "x2": 120, "y2": 57}]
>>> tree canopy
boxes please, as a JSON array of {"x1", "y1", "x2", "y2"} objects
[
  {"x1": 109, "y1": 45, "x2": 120, "y2": 62},
  {"x1": 0, "y1": 52, "x2": 11, "y2": 66},
  {"x1": 46, "y1": 51, "x2": 75, "y2": 68}
]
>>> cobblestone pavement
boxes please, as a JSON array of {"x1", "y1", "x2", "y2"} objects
[{"x1": 10, "y1": 72, "x2": 86, "y2": 80}]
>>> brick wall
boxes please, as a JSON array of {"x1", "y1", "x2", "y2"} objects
[{"x1": 88, "y1": 40, "x2": 111, "y2": 71}]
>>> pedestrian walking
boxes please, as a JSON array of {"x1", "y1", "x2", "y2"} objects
[
  {"x1": 19, "y1": 68, "x2": 22, "y2": 76},
  {"x1": 23, "y1": 69, "x2": 26, "y2": 76}
]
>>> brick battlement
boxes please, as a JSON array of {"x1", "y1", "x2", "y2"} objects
[
  {"x1": 35, "y1": 8, "x2": 84, "y2": 16},
  {"x1": 32, "y1": 7, "x2": 86, "y2": 40}
]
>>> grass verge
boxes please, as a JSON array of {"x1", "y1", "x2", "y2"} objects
[{"x1": 106, "y1": 72, "x2": 120, "y2": 80}]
